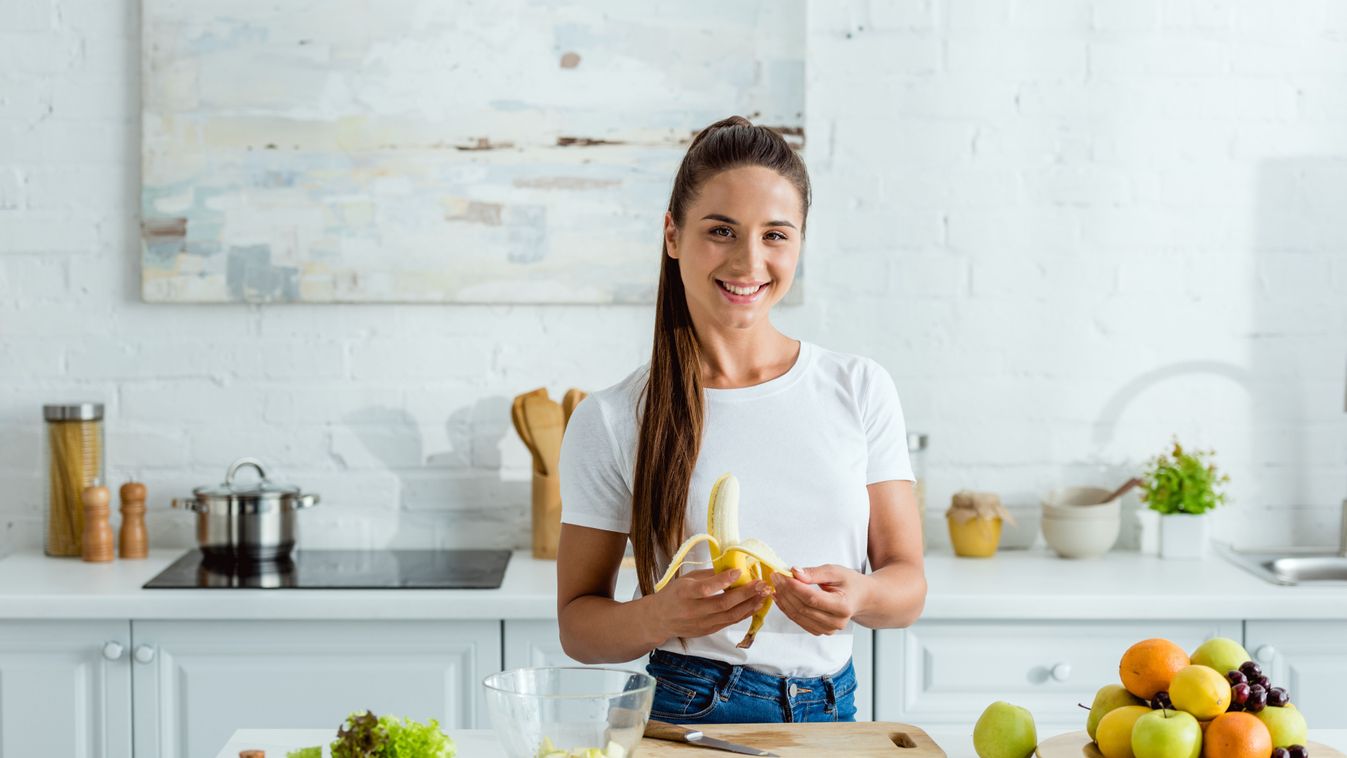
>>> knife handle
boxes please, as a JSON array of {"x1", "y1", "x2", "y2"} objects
[{"x1": 645, "y1": 718, "x2": 703, "y2": 742}]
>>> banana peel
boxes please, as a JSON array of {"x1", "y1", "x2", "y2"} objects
[{"x1": 653, "y1": 473, "x2": 791, "y2": 648}]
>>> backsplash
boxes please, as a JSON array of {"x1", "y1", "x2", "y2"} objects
[{"x1": 2, "y1": 0, "x2": 1345, "y2": 556}]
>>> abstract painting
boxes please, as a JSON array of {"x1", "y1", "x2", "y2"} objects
[{"x1": 140, "y1": 0, "x2": 805, "y2": 303}]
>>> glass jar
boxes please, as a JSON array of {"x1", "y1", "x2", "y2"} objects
[
  {"x1": 43, "y1": 403, "x2": 105, "y2": 557},
  {"x1": 908, "y1": 432, "x2": 928, "y2": 551}
]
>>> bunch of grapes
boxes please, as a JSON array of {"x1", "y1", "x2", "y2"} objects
[
  {"x1": 1270, "y1": 747, "x2": 1310, "y2": 758},
  {"x1": 1224, "y1": 660, "x2": 1291, "y2": 714}
]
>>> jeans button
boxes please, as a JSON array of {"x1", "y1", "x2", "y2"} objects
[{"x1": 787, "y1": 682, "x2": 799, "y2": 698}]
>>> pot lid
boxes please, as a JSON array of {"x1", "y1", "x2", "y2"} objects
[{"x1": 194, "y1": 458, "x2": 302, "y2": 498}]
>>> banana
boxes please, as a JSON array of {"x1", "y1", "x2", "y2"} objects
[{"x1": 653, "y1": 472, "x2": 792, "y2": 649}]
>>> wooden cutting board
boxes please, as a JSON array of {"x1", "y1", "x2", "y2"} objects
[
  {"x1": 1036, "y1": 731, "x2": 1345, "y2": 757},
  {"x1": 637, "y1": 722, "x2": 946, "y2": 756}
]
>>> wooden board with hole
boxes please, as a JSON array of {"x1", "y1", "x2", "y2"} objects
[
  {"x1": 1036, "y1": 731, "x2": 1345, "y2": 757},
  {"x1": 637, "y1": 721, "x2": 946, "y2": 756}
]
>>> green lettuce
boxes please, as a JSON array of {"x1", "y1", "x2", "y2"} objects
[{"x1": 327, "y1": 710, "x2": 455, "y2": 758}]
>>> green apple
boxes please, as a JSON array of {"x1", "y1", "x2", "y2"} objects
[
  {"x1": 973, "y1": 701, "x2": 1038, "y2": 758},
  {"x1": 1189, "y1": 637, "x2": 1251, "y2": 678},
  {"x1": 1086, "y1": 684, "x2": 1146, "y2": 741},
  {"x1": 1256, "y1": 703, "x2": 1308, "y2": 748},
  {"x1": 1131, "y1": 709, "x2": 1201, "y2": 758}
]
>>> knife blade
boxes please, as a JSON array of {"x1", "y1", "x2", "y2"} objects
[{"x1": 644, "y1": 719, "x2": 779, "y2": 756}]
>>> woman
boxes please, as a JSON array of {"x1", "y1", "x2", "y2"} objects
[{"x1": 556, "y1": 115, "x2": 926, "y2": 724}]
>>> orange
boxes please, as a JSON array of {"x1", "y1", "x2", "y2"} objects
[
  {"x1": 1202, "y1": 712, "x2": 1272, "y2": 758},
  {"x1": 1119, "y1": 638, "x2": 1190, "y2": 700}
]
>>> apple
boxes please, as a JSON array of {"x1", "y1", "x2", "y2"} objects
[
  {"x1": 973, "y1": 701, "x2": 1037, "y2": 758},
  {"x1": 1190, "y1": 637, "x2": 1251, "y2": 679},
  {"x1": 1256, "y1": 703, "x2": 1308, "y2": 748},
  {"x1": 1131, "y1": 709, "x2": 1201, "y2": 758},
  {"x1": 1088, "y1": 684, "x2": 1147, "y2": 741}
]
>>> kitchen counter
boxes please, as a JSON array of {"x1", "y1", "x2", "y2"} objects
[
  {"x1": 216, "y1": 727, "x2": 1347, "y2": 758},
  {"x1": 1, "y1": 546, "x2": 1345, "y2": 621}
]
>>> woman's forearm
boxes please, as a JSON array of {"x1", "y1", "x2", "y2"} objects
[
  {"x1": 559, "y1": 593, "x2": 668, "y2": 664},
  {"x1": 854, "y1": 561, "x2": 926, "y2": 629}
]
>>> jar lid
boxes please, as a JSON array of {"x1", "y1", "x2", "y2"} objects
[
  {"x1": 44, "y1": 403, "x2": 104, "y2": 421},
  {"x1": 907, "y1": 433, "x2": 928, "y2": 451}
]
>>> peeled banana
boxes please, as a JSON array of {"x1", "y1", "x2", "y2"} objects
[{"x1": 653, "y1": 473, "x2": 791, "y2": 648}]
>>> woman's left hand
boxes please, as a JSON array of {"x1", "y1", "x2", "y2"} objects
[{"x1": 771, "y1": 565, "x2": 869, "y2": 636}]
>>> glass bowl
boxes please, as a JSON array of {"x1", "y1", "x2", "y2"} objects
[{"x1": 483, "y1": 667, "x2": 655, "y2": 758}]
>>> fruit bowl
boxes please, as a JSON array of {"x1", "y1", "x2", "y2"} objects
[{"x1": 482, "y1": 667, "x2": 654, "y2": 758}]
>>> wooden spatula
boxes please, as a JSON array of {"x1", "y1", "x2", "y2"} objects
[
  {"x1": 561, "y1": 388, "x2": 587, "y2": 428},
  {"x1": 511, "y1": 388, "x2": 548, "y2": 474},
  {"x1": 523, "y1": 393, "x2": 565, "y2": 477}
]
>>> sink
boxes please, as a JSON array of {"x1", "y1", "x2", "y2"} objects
[{"x1": 1217, "y1": 543, "x2": 1347, "y2": 586}]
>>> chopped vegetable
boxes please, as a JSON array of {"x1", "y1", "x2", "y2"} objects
[
  {"x1": 535, "y1": 736, "x2": 626, "y2": 758},
  {"x1": 328, "y1": 710, "x2": 455, "y2": 758}
]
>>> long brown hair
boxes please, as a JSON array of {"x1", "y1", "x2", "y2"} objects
[{"x1": 631, "y1": 115, "x2": 812, "y2": 596}]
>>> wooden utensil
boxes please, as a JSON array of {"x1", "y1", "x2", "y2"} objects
[
  {"x1": 561, "y1": 388, "x2": 587, "y2": 428},
  {"x1": 511, "y1": 387, "x2": 548, "y2": 474},
  {"x1": 1035, "y1": 731, "x2": 1344, "y2": 757},
  {"x1": 1102, "y1": 477, "x2": 1142, "y2": 504},
  {"x1": 637, "y1": 721, "x2": 947, "y2": 757},
  {"x1": 523, "y1": 393, "x2": 565, "y2": 477}
]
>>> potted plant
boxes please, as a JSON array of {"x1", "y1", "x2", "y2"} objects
[{"x1": 1139, "y1": 439, "x2": 1230, "y2": 559}]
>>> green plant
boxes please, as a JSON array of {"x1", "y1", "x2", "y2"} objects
[{"x1": 1140, "y1": 439, "x2": 1230, "y2": 515}]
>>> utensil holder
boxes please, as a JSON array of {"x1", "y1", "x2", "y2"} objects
[{"x1": 532, "y1": 468, "x2": 562, "y2": 559}]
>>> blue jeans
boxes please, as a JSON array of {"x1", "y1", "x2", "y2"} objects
[{"x1": 646, "y1": 648, "x2": 857, "y2": 724}]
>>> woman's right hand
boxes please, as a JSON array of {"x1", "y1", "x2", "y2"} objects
[{"x1": 648, "y1": 568, "x2": 770, "y2": 640}]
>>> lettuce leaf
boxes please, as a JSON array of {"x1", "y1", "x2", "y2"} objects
[
  {"x1": 285, "y1": 748, "x2": 322, "y2": 758},
  {"x1": 379, "y1": 714, "x2": 456, "y2": 758}
]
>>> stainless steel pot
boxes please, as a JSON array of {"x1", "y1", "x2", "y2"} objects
[{"x1": 172, "y1": 457, "x2": 319, "y2": 562}]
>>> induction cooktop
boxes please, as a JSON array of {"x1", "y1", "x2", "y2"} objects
[{"x1": 142, "y1": 549, "x2": 512, "y2": 589}]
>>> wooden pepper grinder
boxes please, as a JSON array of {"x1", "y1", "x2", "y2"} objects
[
  {"x1": 119, "y1": 482, "x2": 148, "y2": 559},
  {"x1": 80, "y1": 485, "x2": 115, "y2": 563}
]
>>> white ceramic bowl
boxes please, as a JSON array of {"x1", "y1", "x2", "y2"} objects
[
  {"x1": 1041, "y1": 486, "x2": 1121, "y2": 520},
  {"x1": 1041, "y1": 514, "x2": 1120, "y2": 559},
  {"x1": 483, "y1": 667, "x2": 654, "y2": 758}
]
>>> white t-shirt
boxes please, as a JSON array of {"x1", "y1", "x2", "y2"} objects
[{"x1": 558, "y1": 340, "x2": 914, "y2": 677}]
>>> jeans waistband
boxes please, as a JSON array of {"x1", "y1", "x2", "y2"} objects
[{"x1": 649, "y1": 649, "x2": 853, "y2": 706}]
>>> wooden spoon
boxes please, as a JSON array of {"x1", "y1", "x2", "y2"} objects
[
  {"x1": 561, "y1": 388, "x2": 587, "y2": 428},
  {"x1": 511, "y1": 388, "x2": 548, "y2": 473},
  {"x1": 1103, "y1": 477, "x2": 1143, "y2": 503}
]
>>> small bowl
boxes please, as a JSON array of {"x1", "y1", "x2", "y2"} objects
[
  {"x1": 483, "y1": 667, "x2": 654, "y2": 758},
  {"x1": 1041, "y1": 514, "x2": 1120, "y2": 559},
  {"x1": 1042, "y1": 486, "x2": 1121, "y2": 520}
]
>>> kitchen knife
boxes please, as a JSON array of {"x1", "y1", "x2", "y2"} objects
[{"x1": 644, "y1": 719, "x2": 779, "y2": 756}]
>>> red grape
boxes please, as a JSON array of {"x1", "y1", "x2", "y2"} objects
[
  {"x1": 1226, "y1": 670, "x2": 1248, "y2": 686},
  {"x1": 1246, "y1": 685, "x2": 1268, "y2": 713},
  {"x1": 1268, "y1": 687, "x2": 1289, "y2": 707},
  {"x1": 1239, "y1": 661, "x2": 1262, "y2": 679},
  {"x1": 1287, "y1": 746, "x2": 1308, "y2": 758},
  {"x1": 1272, "y1": 749, "x2": 1291, "y2": 758},
  {"x1": 1231, "y1": 682, "x2": 1251, "y2": 705}
]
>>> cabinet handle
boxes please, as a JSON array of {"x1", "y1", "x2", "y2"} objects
[
  {"x1": 1051, "y1": 662, "x2": 1072, "y2": 682},
  {"x1": 134, "y1": 645, "x2": 157, "y2": 664},
  {"x1": 1255, "y1": 645, "x2": 1277, "y2": 664},
  {"x1": 102, "y1": 641, "x2": 125, "y2": 661}
]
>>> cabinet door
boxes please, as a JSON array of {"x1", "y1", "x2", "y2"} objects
[
  {"x1": 504, "y1": 621, "x2": 874, "y2": 721},
  {"x1": 1246, "y1": 620, "x2": 1347, "y2": 729},
  {"x1": 873, "y1": 619, "x2": 1241, "y2": 732},
  {"x1": 130, "y1": 619, "x2": 500, "y2": 758},
  {"x1": 0, "y1": 620, "x2": 132, "y2": 758}
]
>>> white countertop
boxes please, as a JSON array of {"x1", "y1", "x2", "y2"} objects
[
  {"x1": 216, "y1": 727, "x2": 1347, "y2": 758},
  {"x1": 2, "y1": 546, "x2": 1346, "y2": 621}
]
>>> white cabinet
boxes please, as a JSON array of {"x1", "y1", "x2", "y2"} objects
[
  {"x1": 130, "y1": 620, "x2": 500, "y2": 758},
  {"x1": 504, "y1": 621, "x2": 874, "y2": 722},
  {"x1": 0, "y1": 620, "x2": 132, "y2": 758},
  {"x1": 873, "y1": 619, "x2": 1241, "y2": 732},
  {"x1": 1246, "y1": 620, "x2": 1347, "y2": 729}
]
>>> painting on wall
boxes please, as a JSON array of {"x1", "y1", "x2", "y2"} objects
[{"x1": 140, "y1": 0, "x2": 805, "y2": 304}]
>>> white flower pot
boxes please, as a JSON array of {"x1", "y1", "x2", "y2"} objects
[
  {"x1": 1159, "y1": 513, "x2": 1209, "y2": 560},
  {"x1": 1134, "y1": 508, "x2": 1160, "y2": 556}
]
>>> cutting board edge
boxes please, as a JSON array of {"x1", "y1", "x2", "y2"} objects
[{"x1": 637, "y1": 721, "x2": 947, "y2": 757}]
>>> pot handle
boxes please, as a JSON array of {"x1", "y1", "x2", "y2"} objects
[
  {"x1": 294, "y1": 493, "x2": 320, "y2": 509},
  {"x1": 226, "y1": 457, "x2": 268, "y2": 485},
  {"x1": 171, "y1": 498, "x2": 203, "y2": 513}
]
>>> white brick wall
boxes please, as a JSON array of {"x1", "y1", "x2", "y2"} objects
[{"x1": 1, "y1": 0, "x2": 1344, "y2": 557}]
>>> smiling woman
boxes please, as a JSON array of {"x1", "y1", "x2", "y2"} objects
[{"x1": 554, "y1": 116, "x2": 927, "y2": 725}]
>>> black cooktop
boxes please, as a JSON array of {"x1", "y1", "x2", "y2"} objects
[{"x1": 143, "y1": 549, "x2": 512, "y2": 589}]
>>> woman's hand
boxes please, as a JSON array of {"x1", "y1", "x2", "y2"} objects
[
  {"x1": 648, "y1": 568, "x2": 771, "y2": 640},
  {"x1": 772, "y1": 565, "x2": 870, "y2": 636}
]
